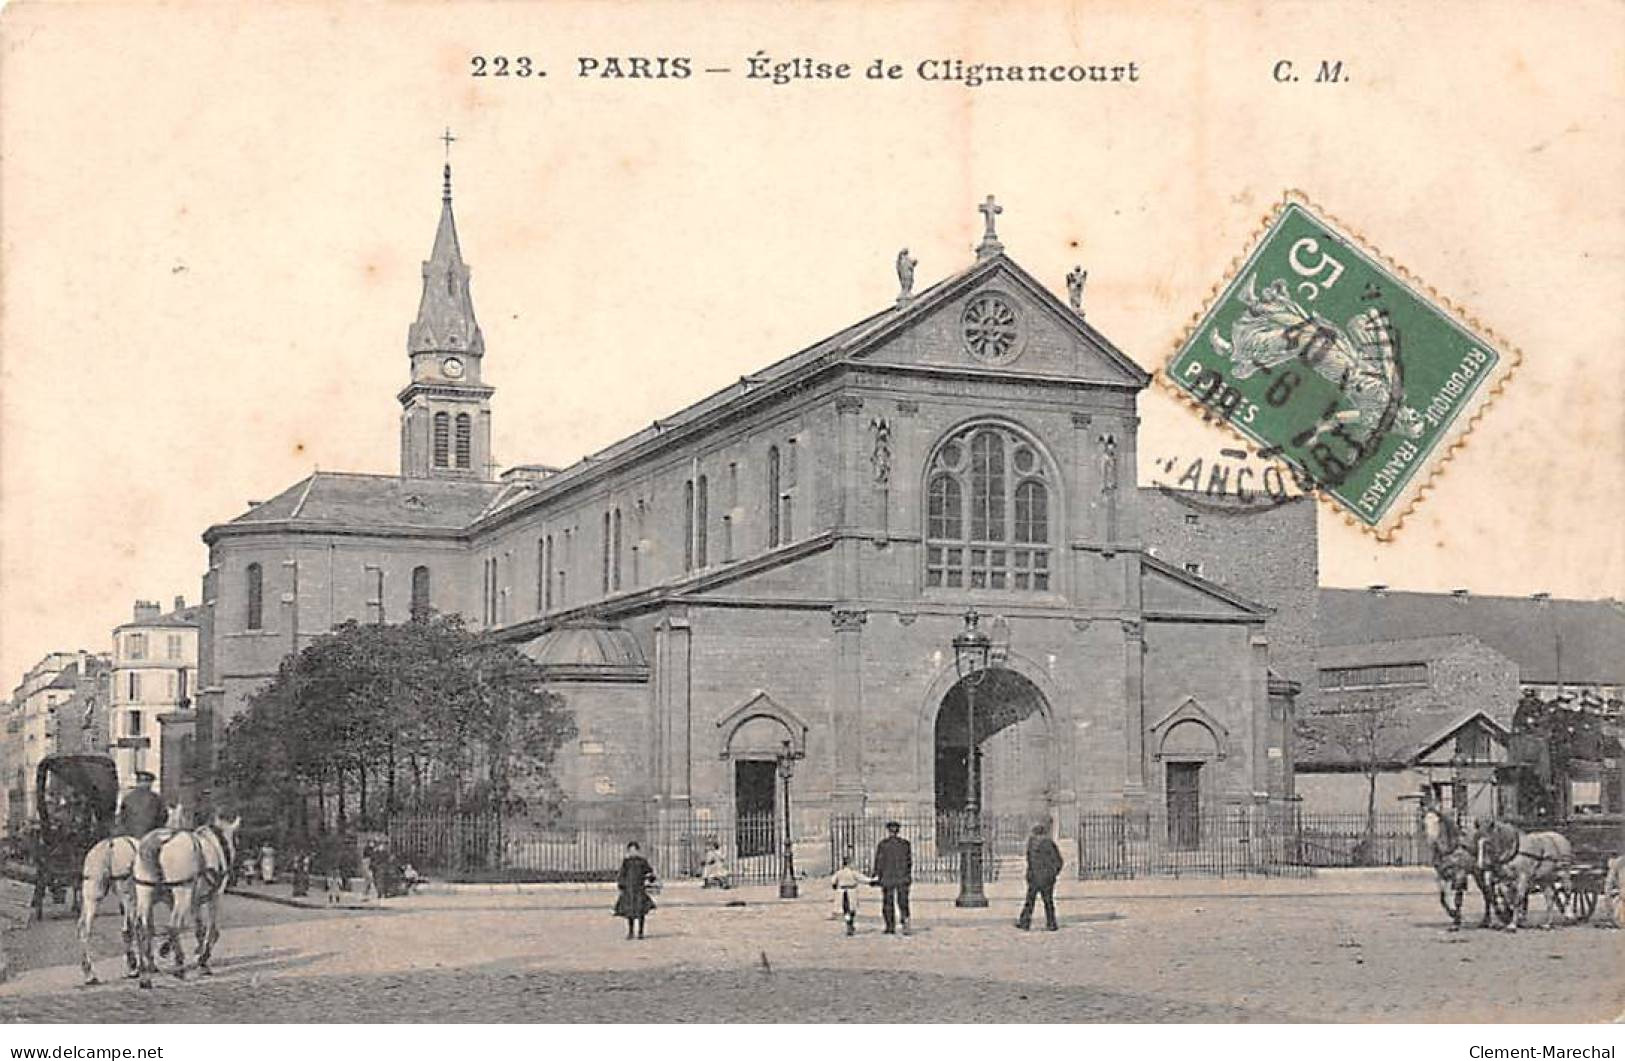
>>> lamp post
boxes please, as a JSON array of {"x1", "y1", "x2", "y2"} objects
[
  {"x1": 776, "y1": 738, "x2": 802, "y2": 899},
  {"x1": 952, "y1": 609, "x2": 992, "y2": 908}
]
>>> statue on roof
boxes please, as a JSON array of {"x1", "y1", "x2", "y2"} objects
[
  {"x1": 896, "y1": 249, "x2": 917, "y2": 303},
  {"x1": 1067, "y1": 266, "x2": 1087, "y2": 314}
]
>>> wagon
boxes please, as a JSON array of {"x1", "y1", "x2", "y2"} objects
[
  {"x1": 29, "y1": 755, "x2": 119, "y2": 921},
  {"x1": 1555, "y1": 815, "x2": 1623, "y2": 923}
]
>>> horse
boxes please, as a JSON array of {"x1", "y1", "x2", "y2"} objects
[
  {"x1": 132, "y1": 812, "x2": 240, "y2": 988},
  {"x1": 77, "y1": 803, "x2": 186, "y2": 984},
  {"x1": 1476, "y1": 819, "x2": 1574, "y2": 931},
  {"x1": 1422, "y1": 808, "x2": 1500, "y2": 929}
]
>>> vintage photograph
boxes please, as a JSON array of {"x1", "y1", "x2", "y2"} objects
[{"x1": 0, "y1": 0, "x2": 1620, "y2": 1035}]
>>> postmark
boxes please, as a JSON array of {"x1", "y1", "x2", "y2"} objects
[
  {"x1": 1150, "y1": 448, "x2": 1312, "y2": 515},
  {"x1": 1161, "y1": 192, "x2": 1519, "y2": 539}
]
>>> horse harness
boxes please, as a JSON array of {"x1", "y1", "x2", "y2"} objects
[
  {"x1": 135, "y1": 825, "x2": 233, "y2": 894},
  {"x1": 1482, "y1": 830, "x2": 1564, "y2": 873}
]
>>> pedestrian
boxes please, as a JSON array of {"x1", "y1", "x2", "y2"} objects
[
  {"x1": 1016, "y1": 820, "x2": 1064, "y2": 931},
  {"x1": 871, "y1": 820, "x2": 913, "y2": 935},
  {"x1": 113, "y1": 771, "x2": 164, "y2": 838},
  {"x1": 1601, "y1": 854, "x2": 1623, "y2": 929},
  {"x1": 700, "y1": 839, "x2": 730, "y2": 889},
  {"x1": 359, "y1": 840, "x2": 379, "y2": 901},
  {"x1": 325, "y1": 864, "x2": 343, "y2": 904},
  {"x1": 614, "y1": 841, "x2": 657, "y2": 940},
  {"x1": 830, "y1": 848, "x2": 873, "y2": 936},
  {"x1": 259, "y1": 843, "x2": 277, "y2": 885}
]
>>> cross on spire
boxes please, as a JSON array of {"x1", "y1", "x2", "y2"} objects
[
  {"x1": 441, "y1": 127, "x2": 457, "y2": 161},
  {"x1": 976, "y1": 194, "x2": 1004, "y2": 260},
  {"x1": 440, "y1": 128, "x2": 457, "y2": 202}
]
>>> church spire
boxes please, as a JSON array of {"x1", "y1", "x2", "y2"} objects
[{"x1": 407, "y1": 158, "x2": 484, "y2": 358}]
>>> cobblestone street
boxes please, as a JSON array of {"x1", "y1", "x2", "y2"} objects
[{"x1": 2, "y1": 873, "x2": 1621, "y2": 1023}]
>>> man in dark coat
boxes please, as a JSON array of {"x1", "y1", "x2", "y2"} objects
[
  {"x1": 1016, "y1": 820, "x2": 1064, "y2": 931},
  {"x1": 114, "y1": 771, "x2": 164, "y2": 838},
  {"x1": 871, "y1": 821, "x2": 913, "y2": 935}
]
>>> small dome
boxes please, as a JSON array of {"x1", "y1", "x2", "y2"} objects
[{"x1": 521, "y1": 622, "x2": 648, "y2": 681}]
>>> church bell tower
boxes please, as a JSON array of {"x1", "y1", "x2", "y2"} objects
[{"x1": 399, "y1": 159, "x2": 495, "y2": 480}]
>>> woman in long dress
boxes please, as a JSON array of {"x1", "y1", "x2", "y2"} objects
[{"x1": 614, "y1": 841, "x2": 657, "y2": 940}]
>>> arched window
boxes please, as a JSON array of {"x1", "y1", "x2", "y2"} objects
[
  {"x1": 683, "y1": 480, "x2": 695, "y2": 572},
  {"x1": 432, "y1": 412, "x2": 450, "y2": 468},
  {"x1": 925, "y1": 424, "x2": 1052, "y2": 591},
  {"x1": 602, "y1": 511, "x2": 612, "y2": 593},
  {"x1": 696, "y1": 475, "x2": 709, "y2": 568},
  {"x1": 411, "y1": 565, "x2": 431, "y2": 621},
  {"x1": 767, "y1": 446, "x2": 782, "y2": 548},
  {"x1": 245, "y1": 563, "x2": 263, "y2": 630},
  {"x1": 612, "y1": 509, "x2": 622, "y2": 591},
  {"x1": 454, "y1": 413, "x2": 472, "y2": 469}
]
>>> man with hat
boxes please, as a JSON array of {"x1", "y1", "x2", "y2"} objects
[
  {"x1": 871, "y1": 820, "x2": 913, "y2": 935},
  {"x1": 115, "y1": 770, "x2": 165, "y2": 838}
]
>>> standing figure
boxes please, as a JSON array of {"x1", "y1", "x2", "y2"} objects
[
  {"x1": 830, "y1": 849, "x2": 873, "y2": 937},
  {"x1": 615, "y1": 841, "x2": 657, "y2": 940},
  {"x1": 871, "y1": 821, "x2": 913, "y2": 936},
  {"x1": 1016, "y1": 821, "x2": 1064, "y2": 931},
  {"x1": 1601, "y1": 855, "x2": 1622, "y2": 929},
  {"x1": 114, "y1": 771, "x2": 164, "y2": 839},
  {"x1": 258, "y1": 843, "x2": 276, "y2": 885},
  {"x1": 1066, "y1": 266, "x2": 1087, "y2": 313},
  {"x1": 896, "y1": 249, "x2": 917, "y2": 301}
]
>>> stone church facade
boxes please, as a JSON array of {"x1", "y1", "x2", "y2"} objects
[{"x1": 196, "y1": 168, "x2": 1297, "y2": 833}]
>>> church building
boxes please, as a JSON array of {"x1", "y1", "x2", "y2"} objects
[{"x1": 196, "y1": 166, "x2": 1297, "y2": 835}]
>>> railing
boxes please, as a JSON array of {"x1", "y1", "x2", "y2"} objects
[
  {"x1": 1073, "y1": 809, "x2": 1425, "y2": 878},
  {"x1": 830, "y1": 812, "x2": 1039, "y2": 883},
  {"x1": 388, "y1": 811, "x2": 790, "y2": 885}
]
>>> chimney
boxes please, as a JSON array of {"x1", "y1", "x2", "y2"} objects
[
  {"x1": 1366, "y1": 584, "x2": 1388, "y2": 596},
  {"x1": 133, "y1": 600, "x2": 161, "y2": 622},
  {"x1": 173, "y1": 595, "x2": 186, "y2": 613}
]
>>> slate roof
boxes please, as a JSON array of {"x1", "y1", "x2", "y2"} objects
[
  {"x1": 1319, "y1": 589, "x2": 1625, "y2": 686},
  {"x1": 1297, "y1": 705, "x2": 1509, "y2": 770},
  {"x1": 116, "y1": 605, "x2": 204, "y2": 632},
  {"x1": 1316, "y1": 634, "x2": 1495, "y2": 669},
  {"x1": 217, "y1": 472, "x2": 502, "y2": 535}
]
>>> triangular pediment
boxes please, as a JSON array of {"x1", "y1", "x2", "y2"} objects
[
  {"x1": 714, "y1": 690, "x2": 810, "y2": 759},
  {"x1": 845, "y1": 255, "x2": 1150, "y2": 388},
  {"x1": 1140, "y1": 555, "x2": 1270, "y2": 621}
]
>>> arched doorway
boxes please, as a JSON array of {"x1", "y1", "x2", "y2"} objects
[{"x1": 933, "y1": 668, "x2": 1052, "y2": 824}]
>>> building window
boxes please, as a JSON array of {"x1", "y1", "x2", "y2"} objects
[
  {"x1": 1184, "y1": 513, "x2": 1199, "y2": 526},
  {"x1": 684, "y1": 480, "x2": 695, "y2": 572},
  {"x1": 543, "y1": 537, "x2": 554, "y2": 610},
  {"x1": 1319, "y1": 663, "x2": 1429, "y2": 692},
  {"x1": 245, "y1": 563, "x2": 263, "y2": 630},
  {"x1": 722, "y1": 514, "x2": 733, "y2": 562},
  {"x1": 780, "y1": 495, "x2": 793, "y2": 545},
  {"x1": 924, "y1": 424, "x2": 1052, "y2": 591},
  {"x1": 411, "y1": 565, "x2": 431, "y2": 621},
  {"x1": 127, "y1": 710, "x2": 142, "y2": 736},
  {"x1": 602, "y1": 511, "x2": 612, "y2": 594},
  {"x1": 767, "y1": 446, "x2": 782, "y2": 548},
  {"x1": 127, "y1": 673, "x2": 142, "y2": 703},
  {"x1": 433, "y1": 412, "x2": 450, "y2": 468},
  {"x1": 455, "y1": 413, "x2": 472, "y2": 469},
  {"x1": 177, "y1": 668, "x2": 189, "y2": 707},
  {"x1": 366, "y1": 567, "x2": 385, "y2": 623},
  {"x1": 127, "y1": 634, "x2": 147, "y2": 661},
  {"x1": 166, "y1": 635, "x2": 181, "y2": 661},
  {"x1": 785, "y1": 438, "x2": 798, "y2": 487},
  {"x1": 727, "y1": 462, "x2": 739, "y2": 508},
  {"x1": 696, "y1": 475, "x2": 709, "y2": 568},
  {"x1": 612, "y1": 509, "x2": 623, "y2": 591}
]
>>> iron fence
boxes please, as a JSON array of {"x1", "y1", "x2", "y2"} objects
[
  {"x1": 831, "y1": 812, "x2": 1043, "y2": 883},
  {"x1": 1072, "y1": 808, "x2": 1426, "y2": 878},
  {"x1": 388, "y1": 811, "x2": 791, "y2": 885}
]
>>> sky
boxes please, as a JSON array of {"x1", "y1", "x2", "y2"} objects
[{"x1": 3, "y1": 0, "x2": 1622, "y2": 691}]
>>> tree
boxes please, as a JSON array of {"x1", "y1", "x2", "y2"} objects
[
  {"x1": 218, "y1": 615, "x2": 573, "y2": 841},
  {"x1": 1295, "y1": 698, "x2": 1405, "y2": 864}
]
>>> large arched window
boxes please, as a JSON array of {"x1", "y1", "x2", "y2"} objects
[
  {"x1": 432, "y1": 412, "x2": 450, "y2": 468},
  {"x1": 925, "y1": 424, "x2": 1052, "y2": 591},
  {"x1": 245, "y1": 563, "x2": 263, "y2": 630},
  {"x1": 454, "y1": 414, "x2": 472, "y2": 469},
  {"x1": 411, "y1": 565, "x2": 431, "y2": 621},
  {"x1": 767, "y1": 446, "x2": 782, "y2": 548}
]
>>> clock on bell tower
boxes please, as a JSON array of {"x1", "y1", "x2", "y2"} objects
[{"x1": 399, "y1": 159, "x2": 495, "y2": 480}]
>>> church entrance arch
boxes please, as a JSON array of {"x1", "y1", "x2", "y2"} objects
[{"x1": 933, "y1": 667, "x2": 1053, "y2": 824}]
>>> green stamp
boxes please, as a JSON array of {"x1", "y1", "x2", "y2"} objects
[{"x1": 1163, "y1": 194, "x2": 1517, "y2": 538}]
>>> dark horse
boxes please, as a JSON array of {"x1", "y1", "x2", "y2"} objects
[{"x1": 1422, "y1": 808, "x2": 1500, "y2": 929}]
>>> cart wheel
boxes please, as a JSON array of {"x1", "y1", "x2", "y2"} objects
[{"x1": 1572, "y1": 882, "x2": 1598, "y2": 922}]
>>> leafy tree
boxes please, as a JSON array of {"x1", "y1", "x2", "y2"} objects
[
  {"x1": 1295, "y1": 698, "x2": 1405, "y2": 863},
  {"x1": 218, "y1": 615, "x2": 573, "y2": 842}
]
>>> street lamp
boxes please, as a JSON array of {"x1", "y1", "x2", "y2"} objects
[
  {"x1": 952, "y1": 609, "x2": 993, "y2": 908},
  {"x1": 776, "y1": 738, "x2": 803, "y2": 899}
]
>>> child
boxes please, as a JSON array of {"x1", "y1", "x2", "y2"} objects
[
  {"x1": 830, "y1": 850, "x2": 873, "y2": 937},
  {"x1": 325, "y1": 864, "x2": 343, "y2": 904}
]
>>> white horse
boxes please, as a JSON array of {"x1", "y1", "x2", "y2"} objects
[
  {"x1": 76, "y1": 803, "x2": 184, "y2": 984},
  {"x1": 1477, "y1": 819, "x2": 1574, "y2": 931},
  {"x1": 132, "y1": 813, "x2": 240, "y2": 987}
]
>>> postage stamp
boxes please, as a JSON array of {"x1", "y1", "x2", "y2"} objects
[{"x1": 1161, "y1": 192, "x2": 1519, "y2": 539}]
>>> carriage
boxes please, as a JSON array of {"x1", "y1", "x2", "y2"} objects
[
  {"x1": 1545, "y1": 815, "x2": 1623, "y2": 923},
  {"x1": 29, "y1": 755, "x2": 119, "y2": 921}
]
